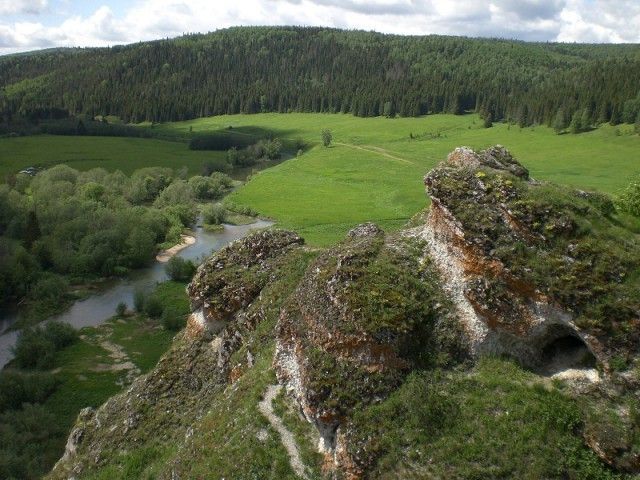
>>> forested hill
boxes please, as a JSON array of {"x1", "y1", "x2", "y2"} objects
[{"x1": 1, "y1": 26, "x2": 640, "y2": 126}]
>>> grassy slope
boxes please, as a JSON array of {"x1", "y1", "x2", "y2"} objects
[
  {"x1": 156, "y1": 113, "x2": 639, "y2": 245},
  {"x1": 0, "y1": 135, "x2": 226, "y2": 177},
  {"x1": 45, "y1": 315, "x2": 174, "y2": 431},
  {"x1": 350, "y1": 358, "x2": 620, "y2": 479},
  {"x1": 2, "y1": 281, "x2": 186, "y2": 479},
  {"x1": 46, "y1": 281, "x2": 188, "y2": 424}
]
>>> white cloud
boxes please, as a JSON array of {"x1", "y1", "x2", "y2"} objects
[
  {"x1": 0, "y1": 0, "x2": 48, "y2": 15},
  {"x1": 0, "y1": 0, "x2": 638, "y2": 55},
  {"x1": 557, "y1": 0, "x2": 640, "y2": 43}
]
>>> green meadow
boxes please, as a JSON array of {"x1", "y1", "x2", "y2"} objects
[
  {"x1": 0, "y1": 135, "x2": 225, "y2": 177},
  {"x1": 162, "y1": 113, "x2": 639, "y2": 245},
  {"x1": 2, "y1": 113, "x2": 638, "y2": 245}
]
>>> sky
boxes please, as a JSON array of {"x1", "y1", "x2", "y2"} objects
[{"x1": 0, "y1": 0, "x2": 639, "y2": 55}]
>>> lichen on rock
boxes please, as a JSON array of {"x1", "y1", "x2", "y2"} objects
[
  {"x1": 274, "y1": 222, "x2": 462, "y2": 475},
  {"x1": 419, "y1": 145, "x2": 640, "y2": 373}
]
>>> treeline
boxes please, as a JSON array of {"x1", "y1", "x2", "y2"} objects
[
  {"x1": 1, "y1": 27, "x2": 640, "y2": 127},
  {"x1": 0, "y1": 165, "x2": 233, "y2": 322},
  {"x1": 0, "y1": 116, "x2": 153, "y2": 138}
]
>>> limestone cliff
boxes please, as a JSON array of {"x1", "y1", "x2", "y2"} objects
[{"x1": 50, "y1": 147, "x2": 640, "y2": 480}]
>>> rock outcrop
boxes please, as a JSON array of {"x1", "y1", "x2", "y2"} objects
[
  {"x1": 50, "y1": 229, "x2": 305, "y2": 479},
  {"x1": 50, "y1": 147, "x2": 640, "y2": 479},
  {"x1": 417, "y1": 145, "x2": 639, "y2": 377},
  {"x1": 274, "y1": 223, "x2": 463, "y2": 477}
]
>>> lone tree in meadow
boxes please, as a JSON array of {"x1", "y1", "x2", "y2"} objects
[
  {"x1": 553, "y1": 109, "x2": 567, "y2": 134},
  {"x1": 321, "y1": 129, "x2": 333, "y2": 147},
  {"x1": 482, "y1": 111, "x2": 493, "y2": 128}
]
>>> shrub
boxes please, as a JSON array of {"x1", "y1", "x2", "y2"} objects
[
  {"x1": 43, "y1": 321, "x2": 78, "y2": 350},
  {"x1": 203, "y1": 203, "x2": 227, "y2": 225},
  {"x1": 116, "y1": 302, "x2": 127, "y2": 317},
  {"x1": 264, "y1": 138, "x2": 282, "y2": 160},
  {"x1": 321, "y1": 128, "x2": 332, "y2": 147},
  {"x1": 209, "y1": 171, "x2": 234, "y2": 188},
  {"x1": 201, "y1": 158, "x2": 231, "y2": 176},
  {"x1": 188, "y1": 174, "x2": 233, "y2": 200},
  {"x1": 165, "y1": 256, "x2": 196, "y2": 282},
  {"x1": 12, "y1": 321, "x2": 78, "y2": 369},
  {"x1": 144, "y1": 295, "x2": 163, "y2": 319},
  {"x1": 0, "y1": 403, "x2": 64, "y2": 480},
  {"x1": 12, "y1": 329, "x2": 55, "y2": 369},
  {"x1": 617, "y1": 176, "x2": 640, "y2": 217},
  {"x1": 0, "y1": 370, "x2": 58, "y2": 412},
  {"x1": 133, "y1": 288, "x2": 146, "y2": 312},
  {"x1": 161, "y1": 307, "x2": 186, "y2": 331}
]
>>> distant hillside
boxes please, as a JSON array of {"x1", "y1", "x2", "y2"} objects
[{"x1": 1, "y1": 26, "x2": 640, "y2": 125}]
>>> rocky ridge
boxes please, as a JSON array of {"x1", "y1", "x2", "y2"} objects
[{"x1": 50, "y1": 147, "x2": 640, "y2": 479}]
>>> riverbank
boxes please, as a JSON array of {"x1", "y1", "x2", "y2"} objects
[
  {"x1": 0, "y1": 220, "x2": 274, "y2": 369},
  {"x1": 156, "y1": 235, "x2": 197, "y2": 262}
]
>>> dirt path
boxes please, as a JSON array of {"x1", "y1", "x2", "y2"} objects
[
  {"x1": 90, "y1": 336, "x2": 141, "y2": 386},
  {"x1": 259, "y1": 385, "x2": 309, "y2": 480},
  {"x1": 335, "y1": 142, "x2": 416, "y2": 166},
  {"x1": 156, "y1": 234, "x2": 196, "y2": 262}
]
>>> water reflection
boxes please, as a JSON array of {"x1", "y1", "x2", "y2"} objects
[{"x1": 0, "y1": 220, "x2": 272, "y2": 369}]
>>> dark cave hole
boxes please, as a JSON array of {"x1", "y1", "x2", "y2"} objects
[{"x1": 539, "y1": 333, "x2": 596, "y2": 374}]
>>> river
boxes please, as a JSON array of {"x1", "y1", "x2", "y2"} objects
[{"x1": 0, "y1": 219, "x2": 272, "y2": 369}]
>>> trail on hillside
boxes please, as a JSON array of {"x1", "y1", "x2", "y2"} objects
[
  {"x1": 258, "y1": 385, "x2": 310, "y2": 480},
  {"x1": 82, "y1": 327, "x2": 141, "y2": 386},
  {"x1": 335, "y1": 142, "x2": 416, "y2": 165}
]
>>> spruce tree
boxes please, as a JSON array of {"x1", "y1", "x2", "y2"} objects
[
  {"x1": 483, "y1": 112, "x2": 493, "y2": 128},
  {"x1": 553, "y1": 109, "x2": 567, "y2": 134},
  {"x1": 580, "y1": 108, "x2": 592, "y2": 131},
  {"x1": 569, "y1": 111, "x2": 583, "y2": 134}
]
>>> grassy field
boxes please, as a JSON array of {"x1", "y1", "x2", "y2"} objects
[
  {"x1": 0, "y1": 135, "x2": 225, "y2": 177},
  {"x1": 2, "y1": 114, "x2": 638, "y2": 245},
  {"x1": 159, "y1": 113, "x2": 639, "y2": 245}
]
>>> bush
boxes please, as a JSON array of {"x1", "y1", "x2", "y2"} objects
[
  {"x1": 116, "y1": 302, "x2": 127, "y2": 316},
  {"x1": 133, "y1": 288, "x2": 146, "y2": 313},
  {"x1": 264, "y1": 138, "x2": 282, "y2": 160},
  {"x1": 165, "y1": 256, "x2": 196, "y2": 282},
  {"x1": 12, "y1": 321, "x2": 78, "y2": 369},
  {"x1": 209, "y1": 171, "x2": 234, "y2": 188},
  {"x1": 321, "y1": 128, "x2": 332, "y2": 147},
  {"x1": 43, "y1": 321, "x2": 78, "y2": 350},
  {"x1": 0, "y1": 370, "x2": 58, "y2": 412},
  {"x1": 161, "y1": 307, "x2": 186, "y2": 331},
  {"x1": 189, "y1": 175, "x2": 226, "y2": 200},
  {"x1": 12, "y1": 328, "x2": 55, "y2": 369},
  {"x1": 0, "y1": 403, "x2": 65, "y2": 480},
  {"x1": 203, "y1": 203, "x2": 227, "y2": 225},
  {"x1": 201, "y1": 158, "x2": 232, "y2": 176},
  {"x1": 144, "y1": 295, "x2": 163, "y2": 319},
  {"x1": 617, "y1": 176, "x2": 640, "y2": 217}
]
